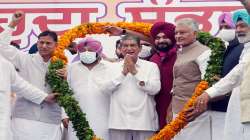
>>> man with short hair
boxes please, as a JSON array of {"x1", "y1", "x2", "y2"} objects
[
  {"x1": 172, "y1": 18, "x2": 219, "y2": 140},
  {"x1": 191, "y1": 9, "x2": 250, "y2": 140},
  {"x1": 105, "y1": 22, "x2": 177, "y2": 129},
  {"x1": 0, "y1": 11, "x2": 67, "y2": 140},
  {"x1": 100, "y1": 35, "x2": 161, "y2": 140}
]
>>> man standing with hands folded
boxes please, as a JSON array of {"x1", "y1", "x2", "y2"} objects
[{"x1": 98, "y1": 35, "x2": 161, "y2": 140}]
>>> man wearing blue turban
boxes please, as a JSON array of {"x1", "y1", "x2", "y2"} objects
[{"x1": 189, "y1": 9, "x2": 250, "y2": 140}]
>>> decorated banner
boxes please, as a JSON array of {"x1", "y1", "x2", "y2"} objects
[{"x1": 0, "y1": 0, "x2": 243, "y2": 50}]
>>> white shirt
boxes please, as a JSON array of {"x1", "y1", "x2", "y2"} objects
[
  {"x1": 0, "y1": 56, "x2": 47, "y2": 140},
  {"x1": 196, "y1": 50, "x2": 211, "y2": 79},
  {"x1": 99, "y1": 59, "x2": 161, "y2": 131},
  {"x1": 0, "y1": 27, "x2": 63, "y2": 124},
  {"x1": 67, "y1": 60, "x2": 111, "y2": 140},
  {"x1": 206, "y1": 42, "x2": 250, "y2": 98}
]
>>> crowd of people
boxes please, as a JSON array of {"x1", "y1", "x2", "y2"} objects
[{"x1": 1, "y1": 0, "x2": 250, "y2": 140}]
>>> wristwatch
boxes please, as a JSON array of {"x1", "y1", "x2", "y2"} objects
[{"x1": 122, "y1": 29, "x2": 127, "y2": 35}]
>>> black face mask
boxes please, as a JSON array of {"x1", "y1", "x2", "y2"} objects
[{"x1": 155, "y1": 43, "x2": 173, "y2": 52}]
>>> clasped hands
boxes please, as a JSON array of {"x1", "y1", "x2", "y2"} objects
[{"x1": 122, "y1": 54, "x2": 137, "y2": 76}]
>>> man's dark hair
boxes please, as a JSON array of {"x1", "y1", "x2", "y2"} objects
[
  {"x1": 116, "y1": 39, "x2": 121, "y2": 49},
  {"x1": 120, "y1": 35, "x2": 141, "y2": 47},
  {"x1": 38, "y1": 30, "x2": 58, "y2": 42}
]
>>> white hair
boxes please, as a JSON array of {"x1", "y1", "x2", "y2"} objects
[{"x1": 175, "y1": 18, "x2": 199, "y2": 32}]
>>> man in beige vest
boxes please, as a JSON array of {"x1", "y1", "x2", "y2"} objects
[
  {"x1": 173, "y1": 18, "x2": 224, "y2": 140},
  {"x1": 191, "y1": 9, "x2": 250, "y2": 140}
]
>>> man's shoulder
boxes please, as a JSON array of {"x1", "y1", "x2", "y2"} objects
[{"x1": 139, "y1": 59, "x2": 158, "y2": 67}]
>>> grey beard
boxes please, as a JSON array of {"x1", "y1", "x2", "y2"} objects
[{"x1": 238, "y1": 31, "x2": 250, "y2": 43}]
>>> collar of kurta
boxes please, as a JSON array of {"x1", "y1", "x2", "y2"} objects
[
  {"x1": 33, "y1": 53, "x2": 50, "y2": 68},
  {"x1": 178, "y1": 41, "x2": 201, "y2": 53}
]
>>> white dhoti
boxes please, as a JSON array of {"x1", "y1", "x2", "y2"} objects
[
  {"x1": 110, "y1": 129, "x2": 154, "y2": 140},
  {"x1": 11, "y1": 118, "x2": 61, "y2": 140},
  {"x1": 173, "y1": 112, "x2": 211, "y2": 140},
  {"x1": 224, "y1": 87, "x2": 250, "y2": 140},
  {"x1": 173, "y1": 110, "x2": 225, "y2": 140},
  {"x1": 210, "y1": 111, "x2": 225, "y2": 140}
]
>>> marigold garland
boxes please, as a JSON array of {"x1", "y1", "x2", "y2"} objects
[
  {"x1": 48, "y1": 22, "x2": 152, "y2": 140},
  {"x1": 47, "y1": 22, "x2": 225, "y2": 140},
  {"x1": 150, "y1": 32, "x2": 225, "y2": 140}
]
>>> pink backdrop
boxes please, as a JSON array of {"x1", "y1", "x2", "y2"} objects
[{"x1": 0, "y1": 0, "x2": 243, "y2": 49}]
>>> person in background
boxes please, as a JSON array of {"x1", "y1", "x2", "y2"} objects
[
  {"x1": 138, "y1": 40, "x2": 153, "y2": 60},
  {"x1": 28, "y1": 43, "x2": 38, "y2": 54},
  {"x1": 210, "y1": 12, "x2": 244, "y2": 114},
  {"x1": 239, "y1": 0, "x2": 250, "y2": 14}
]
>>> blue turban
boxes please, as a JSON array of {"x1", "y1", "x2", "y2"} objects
[{"x1": 232, "y1": 9, "x2": 250, "y2": 25}]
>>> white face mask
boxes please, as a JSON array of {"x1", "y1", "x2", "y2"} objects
[
  {"x1": 216, "y1": 29, "x2": 236, "y2": 42},
  {"x1": 79, "y1": 51, "x2": 97, "y2": 64},
  {"x1": 138, "y1": 45, "x2": 152, "y2": 58}
]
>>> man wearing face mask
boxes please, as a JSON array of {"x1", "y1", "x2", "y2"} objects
[
  {"x1": 210, "y1": 12, "x2": 244, "y2": 113},
  {"x1": 66, "y1": 37, "x2": 111, "y2": 140},
  {"x1": 189, "y1": 9, "x2": 250, "y2": 140}
]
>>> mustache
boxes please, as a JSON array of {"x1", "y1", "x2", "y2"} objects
[
  {"x1": 157, "y1": 43, "x2": 169, "y2": 46},
  {"x1": 237, "y1": 33, "x2": 246, "y2": 37}
]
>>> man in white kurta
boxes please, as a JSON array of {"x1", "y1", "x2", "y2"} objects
[
  {"x1": 192, "y1": 9, "x2": 250, "y2": 140},
  {"x1": 66, "y1": 37, "x2": 110, "y2": 140},
  {"x1": 0, "y1": 12, "x2": 66, "y2": 140},
  {"x1": 0, "y1": 55, "x2": 56, "y2": 140},
  {"x1": 99, "y1": 35, "x2": 160, "y2": 140}
]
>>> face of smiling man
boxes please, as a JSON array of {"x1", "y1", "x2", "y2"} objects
[{"x1": 120, "y1": 38, "x2": 142, "y2": 62}]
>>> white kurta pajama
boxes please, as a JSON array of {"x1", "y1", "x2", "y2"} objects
[
  {"x1": 0, "y1": 28, "x2": 63, "y2": 140},
  {"x1": 98, "y1": 59, "x2": 161, "y2": 140},
  {"x1": 206, "y1": 42, "x2": 250, "y2": 140},
  {"x1": 67, "y1": 61, "x2": 111, "y2": 140},
  {"x1": 0, "y1": 56, "x2": 47, "y2": 140}
]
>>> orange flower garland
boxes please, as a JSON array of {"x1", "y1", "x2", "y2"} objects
[
  {"x1": 51, "y1": 22, "x2": 224, "y2": 140},
  {"x1": 150, "y1": 81, "x2": 209, "y2": 140},
  {"x1": 51, "y1": 22, "x2": 152, "y2": 64}
]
